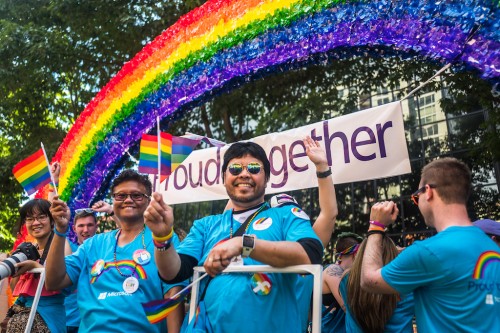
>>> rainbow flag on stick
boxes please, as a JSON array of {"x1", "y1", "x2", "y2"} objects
[
  {"x1": 171, "y1": 136, "x2": 202, "y2": 172},
  {"x1": 138, "y1": 132, "x2": 172, "y2": 182},
  {"x1": 13, "y1": 148, "x2": 52, "y2": 195},
  {"x1": 142, "y1": 272, "x2": 208, "y2": 324},
  {"x1": 142, "y1": 287, "x2": 191, "y2": 324}
]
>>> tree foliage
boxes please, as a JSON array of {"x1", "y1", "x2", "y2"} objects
[{"x1": 1, "y1": 1, "x2": 498, "y2": 253}]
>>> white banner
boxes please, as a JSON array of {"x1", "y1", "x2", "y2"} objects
[{"x1": 155, "y1": 102, "x2": 411, "y2": 204}]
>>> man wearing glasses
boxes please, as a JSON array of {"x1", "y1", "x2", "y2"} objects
[
  {"x1": 144, "y1": 141, "x2": 323, "y2": 332},
  {"x1": 360, "y1": 157, "x2": 500, "y2": 331},
  {"x1": 46, "y1": 170, "x2": 185, "y2": 333}
]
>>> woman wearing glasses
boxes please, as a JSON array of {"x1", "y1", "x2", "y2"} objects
[{"x1": 5, "y1": 199, "x2": 66, "y2": 332}]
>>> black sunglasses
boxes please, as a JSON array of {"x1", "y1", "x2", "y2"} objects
[
  {"x1": 227, "y1": 162, "x2": 262, "y2": 176},
  {"x1": 411, "y1": 184, "x2": 436, "y2": 205},
  {"x1": 112, "y1": 193, "x2": 150, "y2": 201}
]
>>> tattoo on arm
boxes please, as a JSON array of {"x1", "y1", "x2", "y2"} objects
[{"x1": 326, "y1": 264, "x2": 344, "y2": 277}]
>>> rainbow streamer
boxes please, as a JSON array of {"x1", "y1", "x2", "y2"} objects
[
  {"x1": 31, "y1": 0, "x2": 498, "y2": 242},
  {"x1": 142, "y1": 287, "x2": 191, "y2": 324},
  {"x1": 13, "y1": 149, "x2": 51, "y2": 195},
  {"x1": 138, "y1": 132, "x2": 172, "y2": 181}
]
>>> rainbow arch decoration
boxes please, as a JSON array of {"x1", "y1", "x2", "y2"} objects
[{"x1": 37, "y1": 0, "x2": 499, "y2": 214}]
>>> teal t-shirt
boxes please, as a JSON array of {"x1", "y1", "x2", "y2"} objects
[
  {"x1": 66, "y1": 227, "x2": 184, "y2": 332},
  {"x1": 178, "y1": 204, "x2": 322, "y2": 333},
  {"x1": 382, "y1": 226, "x2": 500, "y2": 332}
]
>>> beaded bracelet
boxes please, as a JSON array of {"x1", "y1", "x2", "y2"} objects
[
  {"x1": 369, "y1": 220, "x2": 386, "y2": 228},
  {"x1": 53, "y1": 227, "x2": 68, "y2": 238},
  {"x1": 152, "y1": 228, "x2": 174, "y2": 242}
]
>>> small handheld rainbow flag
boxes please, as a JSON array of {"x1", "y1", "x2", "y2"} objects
[
  {"x1": 138, "y1": 132, "x2": 172, "y2": 182},
  {"x1": 13, "y1": 148, "x2": 52, "y2": 195},
  {"x1": 142, "y1": 286, "x2": 191, "y2": 324},
  {"x1": 142, "y1": 272, "x2": 208, "y2": 324},
  {"x1": 171, "y1": 136, "x2": 202, "y2": 172}
]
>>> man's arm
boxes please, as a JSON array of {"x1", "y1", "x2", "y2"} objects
[
  {"x1": 360, "y1": 201, "x2": 398, "y2": 294},
  {"x1": 144, "y1": 193, "x2": 182, "y2": 281},
  {"x1": 204, "y1": 236, "x2": 322, "y2": 277},
  {"x1": 45, "y1": 196, "x2": 74, "y2": 290},
  {"x1": 304, "y1": 136, "x2": 338, "y2": 247}
]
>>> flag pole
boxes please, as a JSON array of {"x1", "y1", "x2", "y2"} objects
[
  {"x1": 40, "y1": 142, "x2": 58, "y2": 197},
  {"x1": 171, "y1": 273, "x2": 209, "y2": 300},
  {"x1": 156, "y1": 116, "x2": 161, "y2": 192}
]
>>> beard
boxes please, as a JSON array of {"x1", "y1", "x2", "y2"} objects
[{"x1": 226, "y1": 183, "x2": 266, "y2": 207}]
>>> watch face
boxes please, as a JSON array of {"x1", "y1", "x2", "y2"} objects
[{"x1": 243, "y1": 235, "x2": 255, "y2": 248}]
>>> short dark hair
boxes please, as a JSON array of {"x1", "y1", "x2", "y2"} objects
[
  {"x1": 421, "y1": 157, "x2": 471, "y2": 204},
  {"x1": 74, "y1": 211, "x2": 97, "y2": 225},
  {"x1": 18, "y1": 199, "x2": 54, "y2": 229},
  {"x1": 221, "y1": 142, "x2": 270, "y2": 181},
  {"x1": 110, "y1": 169, "x2": 152, "y2": 196}
]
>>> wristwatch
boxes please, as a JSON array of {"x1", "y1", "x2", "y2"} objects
[{"x1": 241, "y1": 234, "x2": 256, "y2": 258}]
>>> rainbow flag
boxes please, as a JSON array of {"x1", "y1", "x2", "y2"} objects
[
  {"x1": 138, "y1": 132, "x2": 172, "y2": 181},
  {"x1": 13, "y1": 149, "x2": 51, "y2": 195},
  {"x1": 142, "y1": 287, "x2": 191, "y2": 324},
  {"x1": 171, "y1": 136, "x2": 200, "y2": 172}
]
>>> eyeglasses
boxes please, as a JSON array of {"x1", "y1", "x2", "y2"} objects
[
  {"x1": 112, "y1": 192, "x2": 150, "y2": 201},
  {"x1": 25, "y1": 214, "x2": 49, "y2": 224},
  {"x1": 411, "y1": 184, "x2": 437, "y2": 205},
  {"x1": 227, "y1": 162, "x2": 262, "y2": 176},
  {"x1": 75, "y1": 208, "x2": 94, "y2": 215}
]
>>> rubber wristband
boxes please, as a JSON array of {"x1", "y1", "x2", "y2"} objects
[
  {"x1": 154, "y1": 239, "x2": 172, "y2": 251},
  {"x1": 369, "y1": 220, "x2": 386, "y2": 228},
  {"x1": 316, "y1": 168, "x2": 332, "y2": 179},
  {"x1": 367, "y1": 230, "x2": 385, "y2": 237},
  {"x1": 53, "y1": 227, "x2": 68, "y2": 238},
  {"x1": 153, "y1": 228, "x2": 174, "y2": 242},
  {"x1": 368, "y1": 225, "x2": 385, "y2": 232}
]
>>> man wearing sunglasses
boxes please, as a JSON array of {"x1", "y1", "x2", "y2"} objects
[
  {"x1": 47, "y1": 170, "x2": 186, "y2": 333},
  {"x1": 145, "y1": 141, "x2": 323, "y2": 333},
  {"x1": 360, "y1": 157, "x2": 500, "y2": 331}
]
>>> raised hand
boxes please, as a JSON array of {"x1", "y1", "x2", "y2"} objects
[
  {"x1": 50, "y1": 196, "x2": 71, "y2": 231},
  {"x1": 91, "y1": 200, "x2": 113, "y2": 214},
  {"x1": 370, "y1": 201, "x2": 399, "y2": 227},
  {"x1": 303, "y1": 136, "x2": 329, "y2": 171},
  {"x1": 144, "y1": 192, "x2": 174, "y2": 238}
]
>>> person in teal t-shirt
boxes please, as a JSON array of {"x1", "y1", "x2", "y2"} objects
[{"x1": 361, "y1": 157, "x2": 500, "y2": 332}]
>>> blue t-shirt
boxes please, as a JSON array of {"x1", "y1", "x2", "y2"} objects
[
  {"x1": 321, "y1": 304, "x2": 345, "y2": 333},
  {"x1": 65, "y1": 227, "x2": 184, "y2": 332},
  {"x1": 340, "y1": 273, "x2": 414, "y2": 333},
  {"x1": 64, "y1": 240, "x2": 80, "y2": 327},
  {"x1": 178, "y1": 203, "x2": 322, "y2": 333},
  {"x1": 382, "y1": 226, "x2": 500, "y2": 332}
]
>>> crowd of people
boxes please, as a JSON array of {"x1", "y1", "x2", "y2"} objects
[{"x1": 1, "y1": 137, "x2": 499, "y2": 332}]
